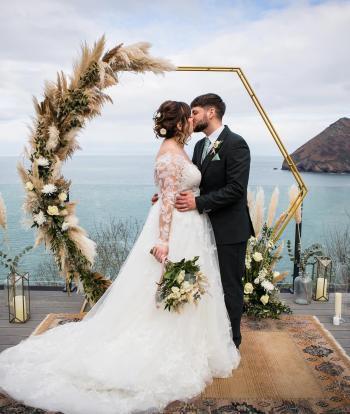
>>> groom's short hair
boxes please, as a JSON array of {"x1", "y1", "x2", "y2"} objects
[{"x1": 191, "y1": 93, "x2": 226, "y2": 120}]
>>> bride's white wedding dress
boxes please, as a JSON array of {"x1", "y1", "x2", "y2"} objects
[{"x1": 0, "y1": 151, "x2": 240, "y2": 414}]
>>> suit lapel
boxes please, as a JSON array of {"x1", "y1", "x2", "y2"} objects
[{"x1": 200, "y1": 126, "x2": 229, "y2": 176}]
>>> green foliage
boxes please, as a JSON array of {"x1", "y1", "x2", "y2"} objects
[
  {"x1": 286, "y1": 240, "x2": 324, "y2": 272},
  {"x1": 0, "y1": 246, "x2": 33, "y2": 274}
]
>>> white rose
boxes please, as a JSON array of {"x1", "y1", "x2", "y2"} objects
[
  {"x1": 62, "y1": 222, "x2": 69, "y2": 231},
  {"x1": 47, "y1": 205, "x2": 59, "y2": 216},
  {"x1": 260, "y1": 294, "x2": 269, "y2": 305},
  {"x1": 252, "y1": 252, "x2": 263, "y2": 262},
  {"x1": 25, "y1": 181, "x2": 34, "y2": 191},
  {"x1": 58, "y1": 192, "x2": 67, "y2": 202},
  {"x1": 177, "y1": 270, "x2": 185, "y2": 284},
  {"x1": 254, "y1": 277, "x2": 260, "y2": 284},
  {"x1": 244, "y1": 282, "x2": 254, "y2": 294}
]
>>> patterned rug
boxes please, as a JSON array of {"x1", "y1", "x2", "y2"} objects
[{"x1": 1, "y1": 314, "x2": 349, "y2": 413}]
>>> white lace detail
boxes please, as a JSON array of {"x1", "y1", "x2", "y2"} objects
[{"x1": 154, "y1": 152, "x2": 201, "y2": 246}]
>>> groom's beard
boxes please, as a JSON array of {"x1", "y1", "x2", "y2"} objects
[{"x1": 193, "y1": 120, "x2": 209, "y2": 133}]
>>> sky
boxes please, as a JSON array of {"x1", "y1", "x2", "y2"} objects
[{"x1": 0, "y1": 0, "x2": 349, "y2": 157}]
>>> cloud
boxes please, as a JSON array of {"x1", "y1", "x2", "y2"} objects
[{"x1": 0, "y1": 0, "x2": 349, "y2": 156}]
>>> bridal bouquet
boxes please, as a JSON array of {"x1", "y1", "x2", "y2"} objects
[{"x1": 155, "y1": 256, "x2": 209, "y2": 312}]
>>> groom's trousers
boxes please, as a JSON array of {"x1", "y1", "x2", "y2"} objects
[{"x1": 216, "y1": 241, "x2": 248, "y2": 349}]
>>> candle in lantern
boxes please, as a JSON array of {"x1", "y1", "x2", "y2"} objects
[
  {"x1": 315, "y1": 277, "x2": 328, "y2": 301},
  {"x1": 13, "y1": 295, "x2": 27, "y2": 322},
  {"x1": 335, "y1": 292, "x2": 342, "y2": 318}
]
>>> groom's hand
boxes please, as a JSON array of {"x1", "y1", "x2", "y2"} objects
[{"x1": 175, "y1": 191, "x2": 196, "y2": 212}]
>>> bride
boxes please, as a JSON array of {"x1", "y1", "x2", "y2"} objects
[{"x1": 0, "y1": 100, "x2": 240, "y2": 414}]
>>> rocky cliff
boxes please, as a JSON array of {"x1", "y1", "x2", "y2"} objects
[{"x1": 282, "y1": 117, "x2": 350, "y2": 173}]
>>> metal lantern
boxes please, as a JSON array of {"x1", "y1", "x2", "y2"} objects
[
  {"x1": 312, "y1": 256, "x2": 332, "y2": 302},
  {"x1": 6, "y1": 272, "x2": 31, "y2": 323}
]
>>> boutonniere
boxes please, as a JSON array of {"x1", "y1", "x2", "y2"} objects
[{"x1": 210, "y1": 140, "x2": 223, "y2": 155}]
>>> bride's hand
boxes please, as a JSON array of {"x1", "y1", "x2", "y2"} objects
[{"x1": 151, "y1": 244, "x2": 168, "y2": 263}]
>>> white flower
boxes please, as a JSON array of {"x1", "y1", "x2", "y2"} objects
[
  {"x1": 244, "y1": 282, "x2": 254, "y2": 294},
  {"x1": 25, "y1": 182, "x2": 34, "y2": 191},
  {"x1": 36, "y1": 157, "x2": 49, "y2": 167},
  {"x1": 252, "y1": 252, "x2": 263, "y2": 262},
  {"x1": 260, "y1": 294, "x2": 269, "y2": 305},
  {"x1": 42, "y1": 184, "x2": 57, "y2": 195},
  {"x1": 171, "y1": 286, "x2": 180, "y2": 293},
  {"x1": 254, "y1": 277, "x2": 260, "y2": 284},
  {"x1": 33, "y1": 211, "x2": 46, "y2": 226},
  {"x1": 62, "y1": 221, "x2": 69, "y2": 231},
  {"x1": 258, "y1": 268, "x2": 267, "y2": 279},
  {"x1": 177, "y1": 270, "x2": 185, "y2": 284},
  {"x1": 47, "y1": 205, "x2": 59, "y2": 216},
  {"x1": 58, "y1": 192, "x2": 67, "y2": 202},
  {"x1": 159, "y1": 128, "x2": 167, "y2": 136},
  {"x1": 212, "y1": 140, "x2": 222, "y2": 149},
  {"x1": 261, "y1": 280, "x2": 275, "y2": 292}
]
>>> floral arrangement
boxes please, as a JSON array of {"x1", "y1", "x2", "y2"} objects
[
  {"x1": 155, "y1": 256, "x2": 209, "y2": 312},
  {"x1": 243, "y1": 186, "x2": 296, "y2": 318},
  {"x1": 243, "y1": 224, "x2": 291, "y2": 318},
  {"x1": 17, "y1": 36, "x2": 175, "y2": 304}
]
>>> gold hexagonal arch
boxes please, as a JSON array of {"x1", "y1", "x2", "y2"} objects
[{"x1": 176, "y1": 66, "x2": 308, "y2": 242}]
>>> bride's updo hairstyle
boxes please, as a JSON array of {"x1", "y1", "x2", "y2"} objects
[{"x1": 153, "y1": 100, "x2": 191, "y2": 145}]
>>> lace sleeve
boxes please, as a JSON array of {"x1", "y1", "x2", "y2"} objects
[{"x1": 154, "y1": 152, "x2": 184, "y2": 246}]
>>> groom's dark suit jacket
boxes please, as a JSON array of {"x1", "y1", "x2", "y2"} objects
[{"x1": 192, "y1": 125, "x2": 255, "y2": 245}]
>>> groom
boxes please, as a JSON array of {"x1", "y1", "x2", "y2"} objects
[{"x1": 175, "y1": 93, "x2": 255, "y2": 349}]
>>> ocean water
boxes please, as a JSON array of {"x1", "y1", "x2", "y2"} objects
[{"x1": 0, "y1": 154, "x2": 349, "y2": 285}]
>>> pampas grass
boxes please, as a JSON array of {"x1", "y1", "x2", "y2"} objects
[
  {"x1": 16, "y1": 36, "x2": 172, "y2": 303},
  {"x1": 251, "y1": 187, "x2": 264, "y2": 237},
  {"x1": 0, "y1": 193, "x2": 7, "y2": 230},
  {"x1": 288, "y1": 184, "x2": 302, "y2": 224},
  {"x1": 267, "y1": 187, "x2": 279, "y2": 227}
]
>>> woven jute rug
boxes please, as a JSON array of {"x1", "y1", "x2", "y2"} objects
[{"x1": 1, "y1": 314, "x2": 349, "y2": 413}]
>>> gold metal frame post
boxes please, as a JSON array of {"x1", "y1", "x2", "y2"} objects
[{"x1": 176, "y1": 66, "x2": 308, "y2": 241}]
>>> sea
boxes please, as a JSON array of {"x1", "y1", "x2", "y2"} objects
[{"x1": 0, "y1": 154, "x2": 349, "y2": 286}]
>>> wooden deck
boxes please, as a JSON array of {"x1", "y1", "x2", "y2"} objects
[{"x1": 1, "y1": 290, "x2": 349, "y2": 356}]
